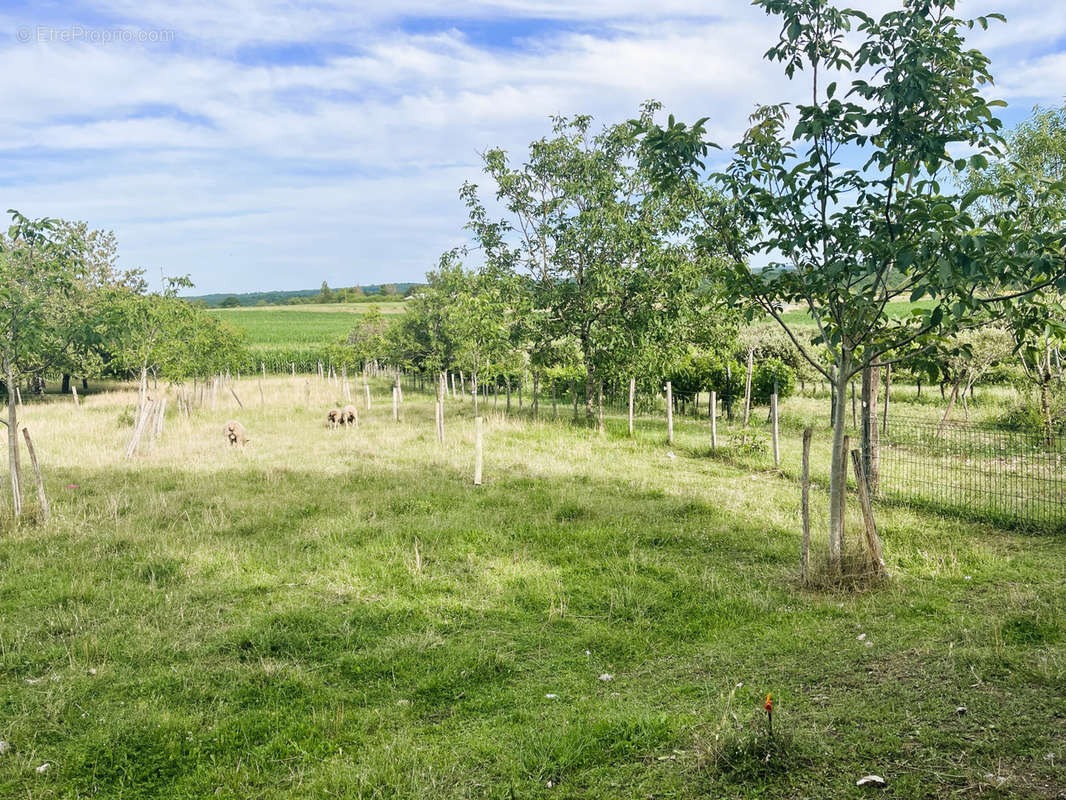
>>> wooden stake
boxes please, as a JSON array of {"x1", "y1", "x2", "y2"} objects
[
  {"x1": 229, "y1": 387, "x2": 244, "y2": 409},
  {"x1": 771, "y1": 392, "x2": 780, "y2": 467},
  {"x1": 392, "y1": 386, "x2": 399, "y2": 421},
  {"x1": 628, "y1": 376, "x2": 635, "y2": 436},
  {"x1": 801, "y1": 427, "x2": 812, "y2": 582},
  {"x1": 882, "y1": 364, "x2": 891, "y2": 435},
  {"x1": 850, "y1": 449, "x2": 886, "y2": 575},
  {"x1": 473, "y1": 416, "x2": 483, "y2": 485},
  {"x1": 851, "y1": 382, "x2": 857, "y2": 428},
  {"x1": 666, "y1": 381, "x2": 674, "y2": 445},
  {"x1": 125, "y1": 400, "x2": 155, "y2": 459},
  {"x1": 72, "y1": 385, "x2": 80, "y2": 408},
  {"x1": 742, "y1": 349, "x2": 753, "y2": 428},
  {"x1": 710, "y1": 390, "x2": 717, "y2": 450},
  {"x1": 364, "y1": 380, "x2": 371, "y2": 410},
  {"x1": 21, "y1": 427, "x2": 49, "y2": 522}
]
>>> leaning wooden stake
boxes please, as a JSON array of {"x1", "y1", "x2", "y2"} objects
[
  {"x1": 798, "y1": 427, "x2": 813, "y2": 583},
  {"x1": 771, "y1": 392, "x2": 780, "y2": 467},
  {"x1": 125, "y1": 400, "x2": 155, "y2": 459},
  {"x1": 665, "y1": 381, "x2": 674, "y2": 445},
  {"x1": 473, "y1": 416, "x2": 484, "y2": 485},
  {"x1": 850, "y1": 449, "x2": 886, "y2": 576},
  {"x1": 229, "y1": 386, "x2": 244, "y2": 410},
  {"x1": 72, "y1": 385, "x2": 80, "y2": 408},
  {"x1": 21, "y1": 427, "x2": 49, "y2": 522},
  {"x1": 628, "y1": 376, "x2": 636, "y2": 436}
]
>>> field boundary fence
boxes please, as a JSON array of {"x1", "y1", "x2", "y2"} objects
[{"x1": 877, "y1": 415, "x2": 1065, "y2": 531}]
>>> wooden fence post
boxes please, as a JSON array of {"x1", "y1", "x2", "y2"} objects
[
  {"x1": 230, "y1": 387, "x2": 244, "y2": 410},
  {"x1": 72, "y1": 385, "x2": 80, "y2": 408},
  {"x1": 882, "y1": 364, "x2": 891, "y2": 435},
  {"x1": 666, "y1": 381, "x2": 674, "y2": 445},
  {"x1": 473, "y1": 416, "x2": 483, "y2": 486},
  {"x1": 628, "y1": 376, "x2": 636, "y2": 436},
  {"x1": 771, "y1": 392, "x2": 780, "y2": 467},
  {"x1": 850, "y1": 449, "x2": 886, "y2": 576},
  {"x1": 801, "y1": 427, "x2": 812, "y2": 582},
  {"x1": 365, "y1": 379, "x2": 371, "y2": 410},
  {"x1": 742, "y1": 349, "x2": 753, "y2": 428},
  {"x1": 710, "y1": 390, "x2": 717, "y2": 450},
  {"x1": 851, "y1": 382, "x2": 857, "y2": 428},
  {"x1": 21, "y1": 427, "x2": 49, "y2": 522},
  {"x1": 393, "y1": 386, "x2": 399, "y2": 422}
]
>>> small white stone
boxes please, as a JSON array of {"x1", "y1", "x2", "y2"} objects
[
  {"x1": 964, "y1": 575, "x2": 972, "y2": 580},
  {"x1": 598, "y1": 673, "x2": 613, "y2": 682},
  {"x1": 864, "y1": 640, "x2": 873, "y2": 648},
  {"x1": 857, "y1": 633, "x2": 867, "y2": 641},
  {"x1": 955, "y1": 706, "x2": 967, "y2": 715},
  {"x1": 545, "y1": 693, "x2": 559, "y2": 700},
  {"x1": 546, "y1": 780, "x2": 553, "y2": 788},
  {"x1": 36, "y1": 763, "x2": 50, "y2": 774},
  {"x1": 0, "y1": 741, "x2": 9, "y2": 755},
  {"x1": 855, "y1": 774, "x2": 885, "y2": 787},
  {"x1": 88, "y1": 668, "x2": 97, "y2": 676}
]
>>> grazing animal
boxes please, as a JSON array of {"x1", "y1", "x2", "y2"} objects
[
  {"x1": 341, "y1": 404, "x2": 358, "y2": 427},
  {"x1": 326, "y1": 408, "x2": 342, "y2": 429},
  {"x1": 223, "y1": 420, "x2": 248, "y2": 448}
]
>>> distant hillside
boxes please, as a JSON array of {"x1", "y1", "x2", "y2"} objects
[{"x1": 186, "y1": 283, "x2": 421, "y2": 308}]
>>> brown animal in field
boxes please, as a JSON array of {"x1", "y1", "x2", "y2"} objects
[
  {"x1": 341, "y1": 404, "x2": 358, "y2": 427},
  {"x1": 326, "y1": 408, "x2": 342, "y2": 429},
  {"x1": 223, "y1": 420, "x2": 248, "y2": 448}
]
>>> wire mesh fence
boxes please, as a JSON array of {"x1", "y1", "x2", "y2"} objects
[{"x1": 877, "y1": 416, "x2": 1066, "y2": 530}]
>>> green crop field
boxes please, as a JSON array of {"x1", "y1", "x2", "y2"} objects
[
  {"x1": 208, "y1": 302, "x2": 406, "y2": 351},
  {"x1": 775, "y1": 300, "x2": 937, "y2": 328}
]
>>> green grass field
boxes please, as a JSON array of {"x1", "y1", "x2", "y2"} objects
[
  {"x1": 775, "y1": 300, "x2": 937, "y2": 328},
  {"x1": 209, "y1": 302, "x2": 406, "y2": 351},
  {"x1": 0, "y1": 378, "x2": 1062, "y2": 798}
]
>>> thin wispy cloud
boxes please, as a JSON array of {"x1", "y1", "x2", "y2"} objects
[{"x1": 1, "y1": 1, "x2": 1061, "y2": 293}]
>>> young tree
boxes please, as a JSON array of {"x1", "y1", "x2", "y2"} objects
[
  {"x1": 643, "y1": 0, "x2": 1066, "y2": 564},
  {"x1": 0, "y1": 211, "x2": 76, "y2": 515}
]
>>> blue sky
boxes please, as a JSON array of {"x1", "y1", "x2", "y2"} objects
[{"x1": 1, "y1": 1, "x2": 1064, "y2": 294}]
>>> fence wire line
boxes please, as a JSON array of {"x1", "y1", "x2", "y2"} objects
[
  {"x1": 399, "y1": 372, "x2": 1064, "y2": 531},
  {"x1": 878, "y1": 415, "x2": 1064, "y2": 530}
]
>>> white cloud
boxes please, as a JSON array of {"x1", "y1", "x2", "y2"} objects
[{"x1": 0, "y1": 1, "x2": 1062, "y2": 293}]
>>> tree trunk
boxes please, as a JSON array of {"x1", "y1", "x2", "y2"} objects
[
  {"x1": 1041, "y1": 381, "x2": 1054, "y2": 447},
  {"x1": 61, "y1": 374, "x2": 71, "y2": 394},
  {"x1": 665, "y1": 381, "x2": 674, "y2": 445},
  {"x1": 472, "y1": 373, "x2": 479, "y2": 417},
  {"x1": 532, "y1": 372, "x2": 539, "y2": 419},
  {"x1": 828, "y1": 367, "x2": 851, "y2": 568}
]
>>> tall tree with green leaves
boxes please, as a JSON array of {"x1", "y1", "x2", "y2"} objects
[
  {"x1": 643, "y1": 0, "x2": 1066, "y2": 565},
  {"x1": 966, "y1": 103, "x2": 1066, "y2": 437},
  {"x1": 464, "y1": 104, "x2": 711, "y2": 426}
]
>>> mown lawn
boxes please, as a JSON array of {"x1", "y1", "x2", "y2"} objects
[{"x1": 0, "y1": 379, "x2": 1062, "y2": 798}]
